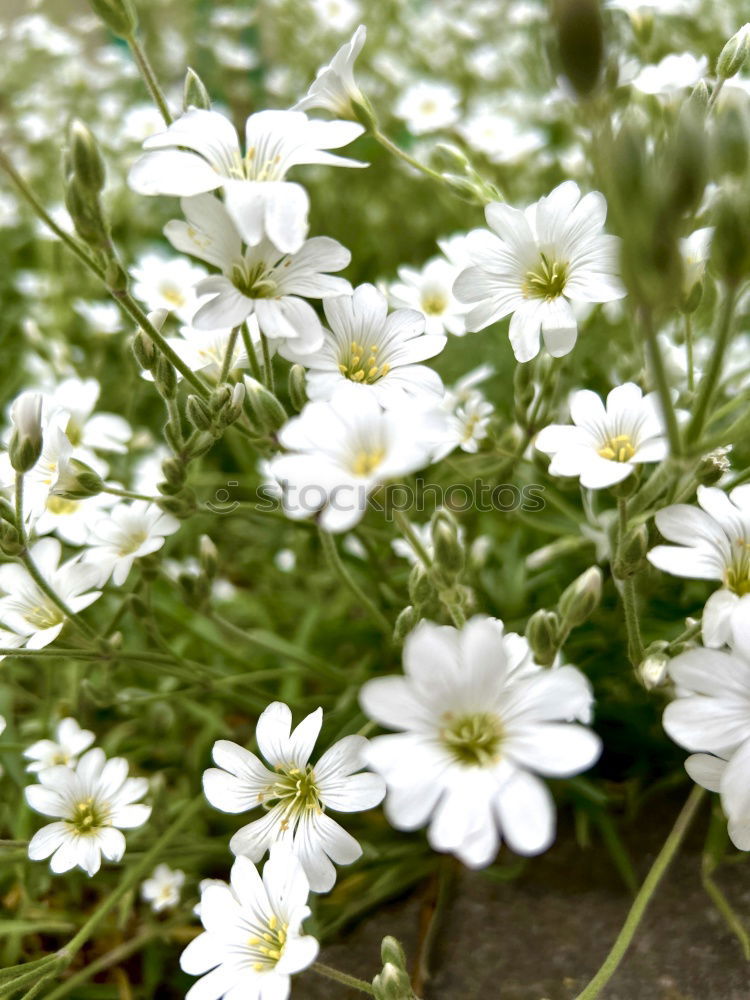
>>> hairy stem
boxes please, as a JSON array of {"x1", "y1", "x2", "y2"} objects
[
  {"x1": 125, "y1": 33, "x2": 173, "y2": 125},
  {"x1": 318, "y1": 527, "x2": 392, "y2": 635}
]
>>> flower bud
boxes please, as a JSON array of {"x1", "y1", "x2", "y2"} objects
[
  {"x1": 162, "y1": 456, "x2": 186, "y2": 488},
  {"x1": 713, "y1": 102, "x2": 750, "y2": 177},
  {"x1": 154, "y1": 356, "x2": 177, "y2": 400},
  {"x1": 613, "y1": 523, "x2": 648, "y2": 578},
  {"x1": 717, "y1": 24, "x2": 750, "y2": 80},
  {"x1": 133, "y1": 331, "x2": 157, "y2": 371},
  {"x1": 9, "y1": 392, "x2": 44, "y2": 472},
  {"x1": 638, "y1": 643, "x2": 670, "y2": 690},
  {"x1": 51, "y1": 457, "x2": 104, "y2": 499},
  {"x1": 712, "y1": 184, "x2": 750, "y2": 284},
  {"x1": 513, "y1": 361, "x2": 536, "y2": 422},
  {"x1": 431, "y1": 509, "x2": 464, "y2": 579},
  {"x1": 68, "y1": 119, "x2": 106, "y2": 193},
  {"x1": 408, "y1": 563, "x2": 434, "y2": 606},
  {"x1": 0, "y1": 522, "x2": 23, "y2": 557},
  {"x1": 183, "y1": 67, "x2": 211, "y2": 111},
  {"x1": 187, "y1": 432, "x2": 216, "y2": 459},
  {"x1": 218, "y1": 382, "x2": 246, "y2": 427},
  {"x1": 558, "y1": 566, "x2": 602, "y2": 629},
  {"x1": 87, "y1": 0, "x2": 138, "y2": 37},
  {"x1": 667, "y1": 107, "x2": 707, "y2": 218},
  {"x1": 0, "y1": 498, "x2": 16, "y2": 524},
  {"x1": 64, "y1": 175, "x2": 107, "y2": 247},
  {"x1": 372, "y1": 963, "x2": 413, "y2": 1000},
  {"x1": 695, "y1": 447, "x2": 731, "y2": 486},
  {"x1": 288, "y1": 364, "x2": 308, "y2": 412},
  {"x1": 687, "y1": 79, "x2": 710, "y2": 117},
  {"x1": 186, "y1": 394, "x2": 213, "y2": 431},
  {"x1": 393, "y1": 605, "x2": 418, "y2": 641},
  {"x1": 351, "y1": 94, "x2": 378, "y2": 132},
  {"x1": 380, "y1": 937, "x2": 408, "y2": 970},
  {"x1": 199, "y1": 535, "x2": 218, "y2": 579},
  {"x1": 105, "y1": 257, "x2": 129, "y2": 293},
  {"x1": 526, "y1": 609, "x2": 561, "y2": 667},
  {"x1": 244, "y1": 377, "x2": 287, "y2": 434},
  {"x1": 554, "y1": 0, "x2": 605, "y2": 98}
]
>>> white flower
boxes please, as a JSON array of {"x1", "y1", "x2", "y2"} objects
[
  {"x1": 684, "y1": 743, "x2": 750, "y2": 851},
  {"x1": 141, "y1": 863, "x2": 186, "y2": 912},
  {"x1": 310, "y1": 0, "x2": 361, "y2": 32},
  {"x1": 165, "y1": 194, "x2": 350, "y2": 352},
  {"x1": 25, "y1": 747, "x2": 150, "y2": 876},
  {"x1": 453, "y1": 181, "x2": 625, "y2": 362},
  {"x1": 680, "y1": 227, "x2": 712, "y2": 298},
  {"x1": 287, "y1": 283, "x2": 445, "y2": 405},
  {"x1": 535, "y1": 382, "x2": 668, "y2": 489},
  {"x1": 24, "y1": 717, "x2": 95, "y2": 773},
  {"x1": 73, "y1": 299, "x2": 123, "y2": 335},
  {"x1": 648, "y1": 485, "x2": 750, "y2": 647},
  {"x1": 203, "y1": 701, "x2": 385, "y2": 892},
  {"x1": 83, "y1": 501, "x2": 180, "y2": 587},
  {"x1": 131, "y1": 253, "x2": 207, "y2": 323},
  {"x1": 632, "y1": 53, "x2": 708, "y2": 96},
  {"x1": 10, "y1": 392, "x2": 43, "y2": 447},
  {"x1": 360, "y1": 616, "x2": 601, "y2": 867},
  {"x1": 129, "y1": 108, "x2": 364, "y2": 254},
  {"x1": 294, "y1": 24, "x2": 367, "y2": 118},
  {"x1": 156, "y1": 320, "x2": 260, "y2": 381},
  {"x1": 268, "y1": 385, "x2": 443, "y2": 531},
  {"x1": 388, "y1": 256, "x2": 469, "y2": 336},
  {"x1": 180, "y1": 845, "x2": 318, "y2": 1000},
  {"x1": 391, "y1": 519, "x2": 467, "y2": 565},
  {"x1": 0, "y1": 538, "x2": 101, "y2": 649},
  {"x1": 395, "y1": 81, "x2": 460, "y2": 135},
  {"x1": 457, "y1": 107, "x2": 544, "y2": 165},
  {"x1": 45, "y1": 378, "x2": 132, "y2": 455}
]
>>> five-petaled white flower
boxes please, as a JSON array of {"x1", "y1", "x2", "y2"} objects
[
  {"x1": 165, "y1": 194, "x2": 350, "y2": 354},
  {"x1": 83, "y1": 501, "x2": 180, "y2": 587},
  {"x1": 535, "y1": 382, "x2": 668, "y2": 489},
  {"x1": 203, "y1": 701, "x2": 385, "y2": 892},
  {"x1": 268, "y1": 385, "x2": 443, "y2": 532},
  {"x1": 131, "y1": 253, "x2": 207, "y2": 323},
  {"x1": 395, "y1": 81, "x2": 460, "y2": 135},
  {"x1": 25, "y1": 747, "x2": 151, "y2": 876},
  {"x1": 141, "y1": 863, "x2": 186, "y2": 912},
  {"x1": 180, "y1": 846, "x2": 318, "y2": 1000},
  {"x1": 360, "y1": 616, "x2": 601, "y2": 867},
  {"x1": 648, "y1": 485, "x2": 750, "y2": 647},
  {"x1": 388, "y1": 255, "x2": 469, "y2": 337},
  {"x1": 0, "y1": 538, "x2": 101, "y2": 649},
  {"x1": 24, "y1": 717, "x2": 95, "y2": 772},
  {"x1": 294, "y1": 24, "x2": 368, "y2": 119},
  {"x1": 453, "y1": 181, "x2": 625, "y2": 362},
  {"x1": 129, "y1": 108, "x2": 365, "y2": 254},
  {"x1": 287, "y1": 283, "x2": 446, "y2": 405}
]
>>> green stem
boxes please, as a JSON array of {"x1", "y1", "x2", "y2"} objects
[
  {"x1": 393, "y1": 509, "x2": 432, "y2": 567},
  {"x1": 219, "y1": 326, "x2": 241, "y2": 384},
  {"x1": 318, "y1": 527, "x2": 392, "y2": 635},
  {"x1": 101, "y1": 485, "x2": 159, "y2": 502},
  {"x1": 312, "y1": 962, "x2": 376, "y2": 996},
  {"x1": 573, "y1": 786, "x2": 705, "y2": 1000},
  {"x1": 125, "y1": 34, "x2": 173, "y2": 125},
  {"x1": 59, "y1": 797, "x2": 203, "y2": 964},
  {"x1": 686, "y1": 283, "x2": 737, "y2": 444},
  {"x1": 640, "y1": 307, "x2": 682, "y2": 458},
  {"x1": 14, "y1": 474, "x2": 25, "y2": 546},
  {"x1": 18, "y1": 550, "x2": 97, "y2": 642},
  {"x1": 260, "y1": 333, "x2": 275, "y2": 393},
  {"x1": 243, "y1": 323, "x2": 264, "y2": 383},
  {"x1": 684, "y1": 312, "x2": 695, "y2": 393},
  {"x1": 373, "y1": 129, "x2": 446, "y2": 184},
  {"x1": 702, "y1": 867, "x2": 750, "y2": 960},
  {"x1": 617, "y1": 498, "x2": 644, "y2": 667}
]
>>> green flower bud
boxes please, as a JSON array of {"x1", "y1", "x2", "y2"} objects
[
  {"x1": 9, "y1": 393, "x2": 44, "y2": 473},
  {"x1": 186, "y1": 394, "x2": 213, "y2": 431},
  {"x1": 105, "y1": 257, "x2": 128, "y2": 293},
  {"x1": 667, "y1": 107, "x2": 708, "y2": 218},
  {"x1": 183, "y1": 67, "x2": 211, "y2": 111},
  {"x1": 380, "y1": 936, "x2": 408, "y2": 970},
  {"x1": 638, "y1": 641, "x2": 670, "y2": 690},
  {"x1": 713, "y1": 102, "x2": 750, "y2": 177},
  {"x1": 431, "y1": 509, "x2": 464, "y2": 579},
  {"x1": 217, "y1": 383, "x2": 246, "y2": 428},
  {"x1": 558, "y1": 566, "x2": 602, "y2": 630},
  {"x1": 613, "y1": 523, "x2": 648, "y2": 579},
  {"x1": 712, "y1": 184, "x2": 750, "y2": 284},
  {"x1": 554, "y1": 0, "x2": 605, "y2": 98},
  {"x1": 133, "y1": 331, "x2": 157, "y2": 371},
  {"x1": 695, "y1": 447, "x2": 731, "y2": 486},
  {"x1": 513, "y1": 361, "x2": 536, "y2": 423},
  {"x1": 187, "y1": 432, "x2": 216, "y2": 459},
  {"x1": 525, "y1": 609, "x2": 561, "y2": 667},
  {"x1": 154, "y1": 356, "x2": 177, "y2": 400},
  {"x1": 162, "y1": 457, "x2": 186, "y2": 487},
  {"x1": 717, "y1": 24, "x2": 750, "y2": 80},
  {"x1": 393, "y1": 605, "x2": 418, "y2": 640},
  {"x1": 164, "y1": 418, "x2": 183, "y2": 453},
  {"x1": 209, "y1": 384, "x2": 232, "y2": 415},
  {"x1": 0, "y1": 523, "x2": 23, "y2": 557},
  {"x1": 87, "y1": 0, "x2": 138, "y2": 37},
  {"x1": 351, "y1": 94, "x2": 378, "y2": 132},
  {"x1": 51, "y1": 458, "x2": 104, "y2": 499},
  {"x1": 245, "y1": 377, "x2": 287, "y2": 433},
  {"x1": 64, "y1": 175, "x2": 107, "y2": 246},
  {"x1": 687, "y1": 79, "x2": 710, "y2": 117},
  {"x1": 0, "y1": 498, "x2": 16, "y2": 525},
  {"x1": 199, "y1": 535, "x2": 218, "y2": 579},
  {"x1": 408, "y1": 563, "x2": 434, "y2": 606},
  {"x1": 68, "y1": 119, "x2": 106, "y2": 193},
  {"x1": 372, "y1": 963, "x2": 413, "y2": 1000},
  {"x1": 288, "y1": 364, "x2": 308, "y2": 412}
]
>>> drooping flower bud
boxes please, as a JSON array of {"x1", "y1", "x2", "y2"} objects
[
  {"x1": 558, "y1": 567, "x2": 602, "y2": 630},
  {"x1": 9, "y1": 392, "x2": 44, "y2": 473}
]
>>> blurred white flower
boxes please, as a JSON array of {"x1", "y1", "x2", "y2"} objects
[
  {"x1": 84, "y1": 501, "x2": 180, "y2": 587},
  {"x1": 295, "y1": 24, "x2": 367, "y2": 118},
  {"x1": 310, "y1": 0, "x2": 361, "y2": 32},
  {"x1": 131, "y1": 254, "x2": 207, "y2": 323},
  {"x1": 536, "y1": 383, "x2": 668, "y2": 489},
  {"x1": 288, "y1": 283, "x2": 445, "y2": 405},
  {"x1": 157, "y1": 320, "x2": 260, "y2": 381},
  {"x1": 24, "y1": 717, "x2": 95, "y2": 772},
  {"x1": 632, "y1": 53, "x2": 708, "y2": 96},
  {"x1": 269, "y1": 385, "x2": 443, "y2": 531},
  {"x1": 25, "y1": 747, "x2": 150, "y2": 876},
  {"x1": 648, "y1": 485, "x2": 750, "y2": 647},
  {"x1": 129, "y1": 108, "x2": 364, "y2": 253},
  {"x1": 360, "y1": 616, "x2": 601, "y2": 867},
  {"x1": 141, "y1": 863, "x2": 186, "y2": 912},
  {"x1": 0, "y1": 538, "x2": 101, "y2": 649},
  {"x1": 72, "y1": 300, "x2": 123, "y2": 335},
  {"x1": 180, "y1": 846, "x2": 318, "y2": 1000},
  {"x1": 454, "y1": 182, "x2": 625, "y2": 362},
  {"x1": 203, "y1": 701, "x2": 385, "y2": 891},
  {"x1": 458, "y1": 107, "x2": 544, "y2": 165},
  {"x1": 165, "y1": 194, "x2": 350, "y2": 352},
  {"x1": 395, "y1": 81, "x2": 460, "y2": 135},
  {"x1": 274, "y1": 548, "x2": 297, "y2": 572},
  {"x1": 680, "y1": 227, "x2": 713, "y2": 298}
]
